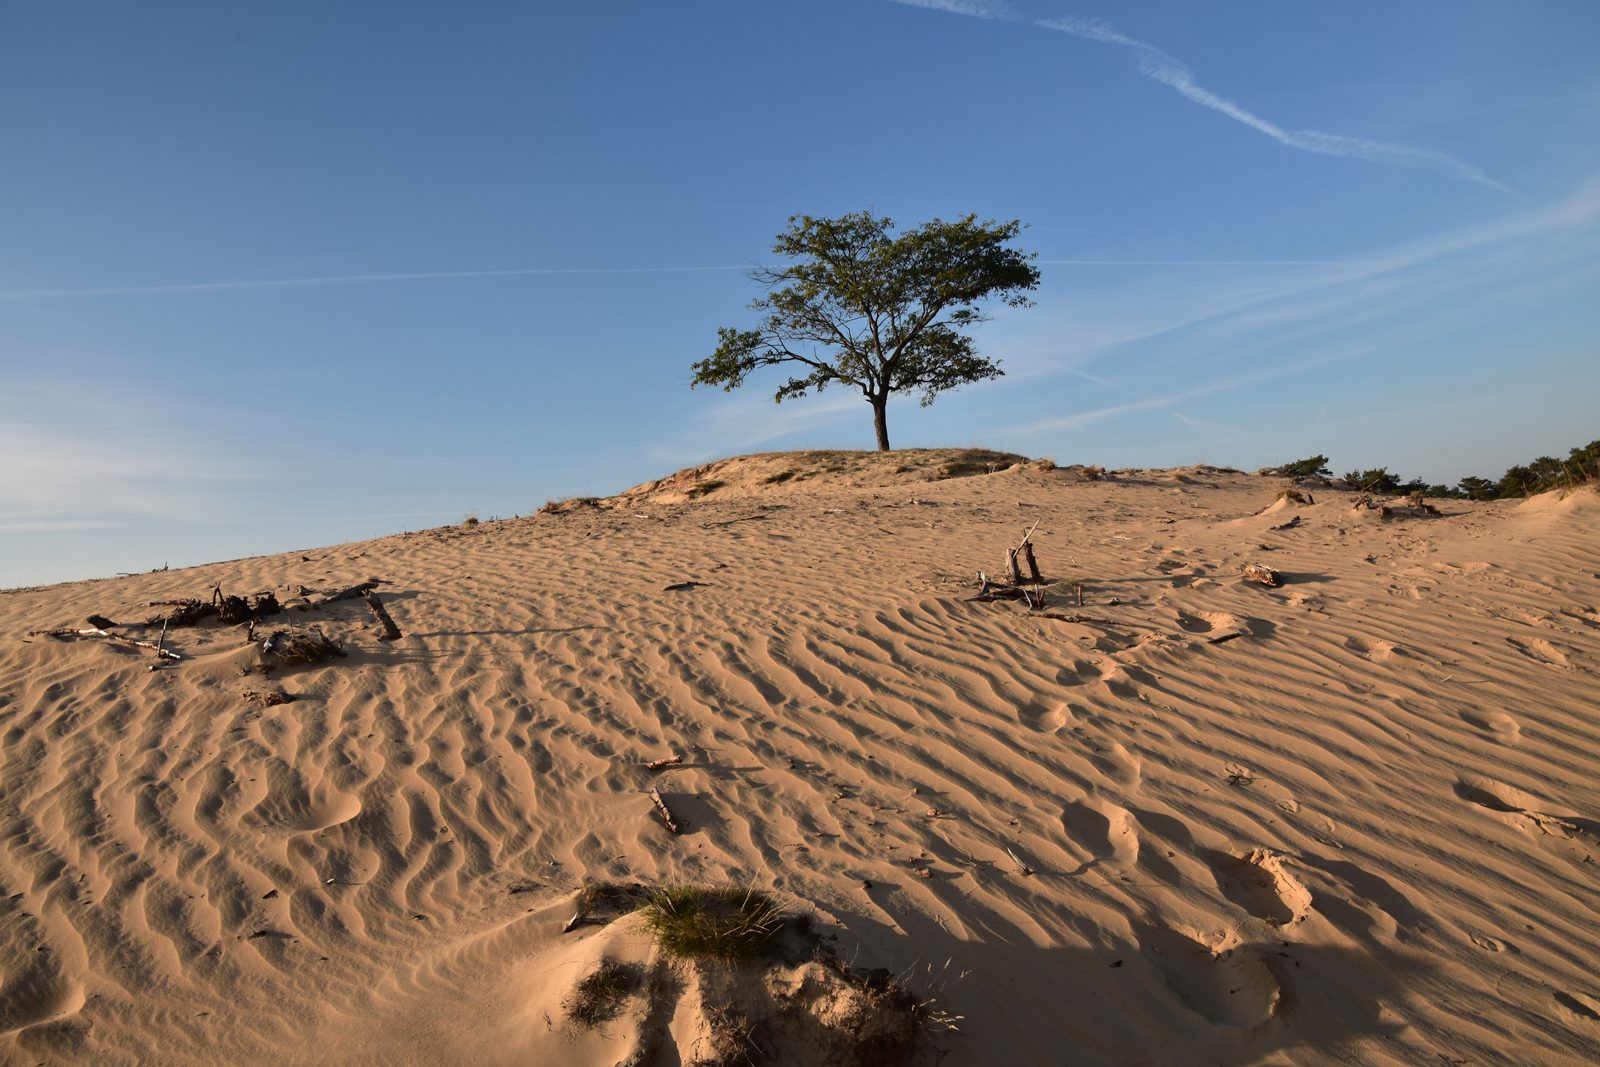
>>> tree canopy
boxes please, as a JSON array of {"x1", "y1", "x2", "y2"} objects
[{"x1": 690, "y1": 211, "x2": 1039, "y2": 450}]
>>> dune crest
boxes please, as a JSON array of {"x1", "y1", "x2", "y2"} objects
[{"x1": 2, "y1": 458, "x2": 1597, "y2": 1065}]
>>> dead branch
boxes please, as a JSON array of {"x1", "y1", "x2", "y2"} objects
[
  {"x1": 318, "y1": 580, "x2": 383, "y2": 606},
  {"x1": 362, "y1": 589, "x2": 402, "y2": 640},
  {"x1": 646, "y1": 754, "x2": 684, "y2": 771},
  {"x1": 649, "y1": 787, "x2": 682, "y2": 834},
  {"x1": 30, "y1": 627, "x2": 182, "y2": 661},
  {"x1": 258, "y1": 628, "x2": 345, "y2": 668},
  {"x1": 148, "y1": 599, "x2": 215, "y2": 627}
]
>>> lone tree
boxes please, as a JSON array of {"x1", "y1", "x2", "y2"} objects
[{"x1": 690, "y1": 211, "x2": 1039, "y2": 451}]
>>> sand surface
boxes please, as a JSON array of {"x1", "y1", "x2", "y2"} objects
[{"x1": 2, "y1": 456, "x2": 1598, "y2": 1065}]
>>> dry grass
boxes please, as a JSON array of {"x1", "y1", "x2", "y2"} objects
[{"x1": 565, "y1": 959, "x2": 640, "y2": 1028}]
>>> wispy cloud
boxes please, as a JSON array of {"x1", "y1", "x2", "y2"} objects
[
  {"x1": 0, "y1": 264, "x2": 753, "y2": 301},
  {"x1": 890, "y1": 0, "x2": 1018, "y2": 19},
  {"x1": 890, "y1": 2, "x2": 1510, "y2": 192}
]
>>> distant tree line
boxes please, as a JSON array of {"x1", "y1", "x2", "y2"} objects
[{"x1": 1268, "y1": 439, "x2": 1599, "y2": 500}]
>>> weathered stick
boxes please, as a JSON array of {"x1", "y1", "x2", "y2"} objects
[
  {"x1": 646, "y1": 754, "x2": 683, "y2": 771},
  {"x1": 319, "y1": 580, "x2": 382, "y2": 606},
  {"x1": 362, "y1": 589, "x2": 402, "y2": 640},
  {"x1": 1005, "y1": 847, "x2": 1035, "y2": 876},
  {"x1": 649, "y1": 787, "x2": 682, "y2": 834},
  {"x1": 1022, "y1": 542, "x2": 1042, "y2": 583},
  {"x1": 30, "y1": 627, "x2": 182, "y2": 661}
]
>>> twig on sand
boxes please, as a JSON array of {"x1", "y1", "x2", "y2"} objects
[
  {"x1": 1005, "y1": 847, "x2": 1035, "y2": 877},
  {"x1": 646, "y1": 754, "x2": 684, "y2": 771},
  {"x1": 649, "y1": 787, "x2": 682, "y2": 834}
]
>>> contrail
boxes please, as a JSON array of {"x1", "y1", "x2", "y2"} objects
[
  {"x1": 0, "y1": 264, "x2": 753, "y2": 301},
  {"x1": 890, "y1": 2, "x2": 1512, "y2": 193}
]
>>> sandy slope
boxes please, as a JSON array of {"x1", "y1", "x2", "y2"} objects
[{"x1": 2, "y1": 457, "x2": 1598, "y2": 1065}]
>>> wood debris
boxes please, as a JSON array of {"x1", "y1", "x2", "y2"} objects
[
  {"x1": 1240, "y1": 562, "x2": 1282, "y2": 588},
  {"x1": 29, "y1": 627, "x2": 182, "y2": 661},
  {"x1": 361, "y1": 588, "x2": 402, "y2": 640},
  {"x1": 645, "y1": 754, "x2": 684, "y2": 771},
  {"x1": 649, "y1": 787, "x2": 682, "y2": 834}
]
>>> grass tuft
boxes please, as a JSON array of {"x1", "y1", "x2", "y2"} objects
[
  {"x1": 565, "y1": 959, "x2": 640, "y2": 1028},
  {"x1": 641, "y1": 886, "x2": 783, "y2": 960}
]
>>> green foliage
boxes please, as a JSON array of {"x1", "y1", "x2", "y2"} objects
[
  {"x1": 1335, "y1": 437, "x2": 1598, "y2": 502},
  {"x1": 641, "y1": 886, "x2": 783, "y2": 960},
  {"x1": 691, "y1": 211, "x2": 1040, "y2": 449},
  {"x1": 1272, "y1": 455, "x2": 1331, "y2": 478},
  {"x1": 1342, "y1": 467, "x2": 1402, "y2": 494}
]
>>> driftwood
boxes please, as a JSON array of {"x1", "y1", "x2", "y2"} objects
[
  {"x1": 649, "y1": 787, "x2": 682, "y2": 834},
  {"x1": 1241, "y1": 563, "x2": 1282, "y2": 588},
  {"x1": 30, "y1": 627, "x2": 181, "y2": 661},
  {"x1": 318, "y1": 580, "x2": 383, "y2": 607},
  {"x1": 362, "y1": 589, "x2": 402, "y2": 640},
  {"x1": 1269, "y1": 515, "x2": 1301, "y2": 531},
  {"x1": 646, "y1": 754, "x2": 684, "y2": 771},
  {"x1": 258, "y1": 628, "x2": 345, "y2": 668},
  {"x1": 148, "y1": 599, "x2": 215, "y2": 627}
]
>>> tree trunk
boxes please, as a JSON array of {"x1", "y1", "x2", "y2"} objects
[{"x1": 870, "y1": 395, "x2": 890, "y2": 451}]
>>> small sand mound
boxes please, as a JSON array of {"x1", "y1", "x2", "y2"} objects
[
  {"x1": 510, "y1": 895, "x2": 927, "y2": 1067},
  {"x1": 608, "y1": 448, "x2": 1030, "y2": 506}
]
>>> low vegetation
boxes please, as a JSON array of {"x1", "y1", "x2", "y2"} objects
[
  {"x1": 565, "y1": 959, "x2": 640, "y2": 1028},
  {"x1": 641, "y1": 886, "x2": 784, "y2": 960},
  {"x1": 1271, "y1": 439, "x2": 1598, "y2": 500}
]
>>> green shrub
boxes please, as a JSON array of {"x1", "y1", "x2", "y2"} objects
[
  {"x1": 1271, "y1": 455, "x2": 1331, "y2": 478},
  {"x1": 641, "y1": 886, "x2": 783, "y2": 959}
]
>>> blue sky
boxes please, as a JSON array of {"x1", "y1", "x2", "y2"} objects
[{"x1": 3, "y1": 0, "x2": 1598, "y2": 587}]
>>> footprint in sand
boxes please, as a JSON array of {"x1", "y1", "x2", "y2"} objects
[
  {"x1": 1343, "y1": 636, "x2": 1397, "y2": 661},
  {"x1": 1555, "y1": 991, "x2": 1600, "y2": 1021},
  {"x1": 1061, "y1": 800, "x2": 1139, "y2": 866},
  {"x1": 1506, "y1": 636, "x2": 1569, "y2": 668},
  {"x1": 1453, "y1": 776, "x2": 1595, "y2": 839},
  {"x1": 1137, "y1": 925, "x2": 1281, "y2": 1029},
  {"x1": 1207, "y1": 849, "x2": 1312, "y2": 926},
  {"x1": 1089, "y1": 740, "x2": 1142, "y2": 788},
  {"x1": 1459, "y1": 709, "x2": 1521, "y2": 743},
  {"x1": 1017, "y1": 700, "x2": 1073, "y2": 733}
]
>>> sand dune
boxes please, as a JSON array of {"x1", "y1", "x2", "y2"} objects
[{"x1": 2, "y1": 454, "x2": 1597, "y2": 1065}]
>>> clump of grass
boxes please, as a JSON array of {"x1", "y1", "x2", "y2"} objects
[
  {"x1": 641, "y1": 886, "x2": 783, "y2": 960},
  {"x1": 565, "y1": 959, "x2": 640, "y2": 1028},
  {"x1": 1276, "y1": 488, "x2": 1309, "y2": 504},
  {"x1": 685, "y1": 480, "x2": 727, "y2": 498},
  {"x1": 1032, "y1": 457, "x2": 1057, "y2": 472},
  {"x1": 761, "y1": 470, "x2": 796, "y2": 485},
  {"x1": 538, "y1": 496, "x2": 601, "y2": 515},
  {"x1": 461, "y1": 514, "x2": 480, "y2": 527}
]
